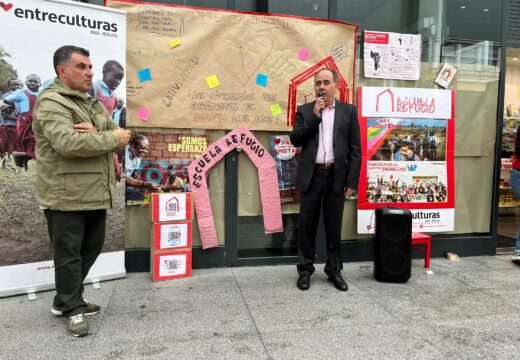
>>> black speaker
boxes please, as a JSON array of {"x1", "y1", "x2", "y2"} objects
[{"x1": 374, "y1": 207, "x2": 412, "y2": 282}]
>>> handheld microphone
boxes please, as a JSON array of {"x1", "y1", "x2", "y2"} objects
[{"x1": 318, "y1": 91, "x2": 325, "y2": 118}]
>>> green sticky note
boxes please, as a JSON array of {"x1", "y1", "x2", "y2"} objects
[{"x1": 270, "y1": 103, "x2": 282, "y2": 117}]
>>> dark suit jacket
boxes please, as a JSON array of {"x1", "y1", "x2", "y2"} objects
[{"x1": 289, "y1": 99, "x2": 361, "y2": 194}]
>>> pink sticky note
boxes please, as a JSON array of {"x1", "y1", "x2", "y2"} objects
[
  {"x1": 137, "y1": 107, "x2": 151, "y2": 121},
  {"x1": 298, "y1": 48, "x2": 309, "y2": 60}
]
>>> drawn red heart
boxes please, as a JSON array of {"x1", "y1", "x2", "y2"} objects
[
  {"x1": 0, "y1": 2, "x2": 13, "y2": 11},
  {"x1": 210, "y1": 35, "x2": 273, "y2": 87},
  {"x1": 273, "y1": 138, "x2": 281, "y2": 145}
]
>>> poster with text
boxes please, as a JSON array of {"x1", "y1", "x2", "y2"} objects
[
  {"x1": 0, "y1": 0, "x2": 126, "y2": 297},
  {"x1": 124, "y1": 132, "x2": 208, "y2": 206},
  {"x1": 364, "y1": 31, "x2": 421, "y2": 80},
  {"x1": 270, "y1": 135, "x2": 300, "y2": 203},
  {"x1": 357, "y1": 87, "x2": 455, "y2": 233},
  {"x1": 107, "y1": 0, "x2": 357, "y2": 131}
]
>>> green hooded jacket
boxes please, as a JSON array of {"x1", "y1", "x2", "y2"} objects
[{"x1": 32, "y1": 78, "x2": 120, "y2": 211}]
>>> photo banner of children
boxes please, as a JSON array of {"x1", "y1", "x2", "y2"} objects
[
  {"x1": 0, "y1": 0, "x2": 126, "y2": 297},
  {"x1": 368, "y1": 118, "x2": 446, "y2": 162},
  {"x1": 357, "y1": 87, "x2": 455, "y2": 234},
  {"x1": 270, "y1": 135, "x2": 300, "y2": 203},
  {"x1": 124, "y1": 133, "x2": 209, "y2": 206}
]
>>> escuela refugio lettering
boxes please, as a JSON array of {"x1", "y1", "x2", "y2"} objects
[
  {"x1": 191, "y1": 133, "x2": 265, "y2": 188},
  {"x1": 13, "y1": 7, "x2": 118, "y2": 32},
  {"x1": 396, "y1": 96, "x2": 436, "y2": 114}
]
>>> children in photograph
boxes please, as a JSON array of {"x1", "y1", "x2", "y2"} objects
[
  {"x1": 89, "y1": 60, "x2": 124, "y2": 115},
  {"x1": 90, "y1": 61, "x2": 125, "y2": 179},
  {"x1": 367, "y1": 119, "x2": 446, "y2": 162},
  {"x1": 162, "y1": 166, "x2": 185, "y2": 192},
  {"x1": 366, "y1": 175, "x2": 447, "y2": 203},
  {"x1": 1, "y1": 74, "x2": 41, "y2": 161},
  {"x1": 393, "y1": 139, "x2": 419, "y2": 161},
  {"x1": 112, "y1": 98, "x2": 125, "y2": 127},
  {"x1": 0, "y1": 78, "x2": 22, "y2": 162}
]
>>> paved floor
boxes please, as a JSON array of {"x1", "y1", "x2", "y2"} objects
[{"x1": 1, "y1": 255, "x2": 519, "y2": 360}]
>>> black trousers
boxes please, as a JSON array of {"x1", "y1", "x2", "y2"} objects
[
  {"x1": 44, "y1": 209, "x2": 106, "y2": 317},
  {"x1": 297, "y1": 168, "x2": 345, "y2": 276}
]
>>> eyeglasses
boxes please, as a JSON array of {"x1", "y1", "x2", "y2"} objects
[{"x1": 134, "y1": 144, "x2": 148, "y2": 152}]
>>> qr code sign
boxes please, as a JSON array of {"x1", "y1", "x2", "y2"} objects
[
  {"x1": 160, "y1": 224, "x2": 187, "y2": 249},
  {"x1": 157, "y1": 193, "x2": 188, "y2": 221},
  {"x1": 168, "y1": 228, "x2": 180, "y2": 240},
  {"x1": 159, "y1": 255, "x2": 185, "y2": 277},
  {"x1": 166, "y1": 259, "x2": 179, "y2": 271}
]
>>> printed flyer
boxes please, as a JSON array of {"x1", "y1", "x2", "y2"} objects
[
  {"x1": 364, "y1": 31, "x2": 421, "y2": 80},
  {"x1": 270, "y1": 135, "x2": 300, "y2": 203}
]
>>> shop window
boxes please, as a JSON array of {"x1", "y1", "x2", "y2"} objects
[{"x1": 268, "y1": 0, "x2": 329, "y2": 19}]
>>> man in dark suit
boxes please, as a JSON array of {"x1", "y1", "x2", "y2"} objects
[{"x1": 289, "y1": 68, "x2": 361, "y2": 291}]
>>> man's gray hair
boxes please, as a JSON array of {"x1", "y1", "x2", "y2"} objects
[
  {"x1": 314, "y1": 68, "x2": 338, "y2": 83},
  {"x1": 53, "y1": 45, "x2": 90, "y2": 76}
]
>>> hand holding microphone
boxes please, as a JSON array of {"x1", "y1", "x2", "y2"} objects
[{"x1": 314, "y1": 90, "x2": 325, "y2": 119}]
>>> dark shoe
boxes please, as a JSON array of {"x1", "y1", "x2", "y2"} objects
[
  {"x1": 328, "y1": 273, "x2": 348, "y2": 291},
  {"x1": 52, "y1": 300, "x2": 100, "y2": 317},
  {"x1": 297, "y1": 273, "x2": 310, "y2": 290}
]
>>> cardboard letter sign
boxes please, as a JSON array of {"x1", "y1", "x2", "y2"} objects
[{"x1": 188, "y1": 126, "x2": 283, "y2": 249}]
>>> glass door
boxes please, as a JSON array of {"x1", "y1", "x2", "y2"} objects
[
  {"x1": 227, "y1": 131, "x2": 312, "y2": 265},
  {"x1": 497, "y1": 48, "x2": 520, "y2": 251}
]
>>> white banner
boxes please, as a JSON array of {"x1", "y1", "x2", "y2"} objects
[
  {"x1": 361, "y1": 87, "x2": 452, "y2": 119},
  {"x1": 0, "y1": 0, "x2": 126, "y2": 297},
  {"x1": 358, "y1": 209, "x2": 455, "y2": 234},
  {"x1": 0, "y1": 251, "x2": 125, "y2": 298}
]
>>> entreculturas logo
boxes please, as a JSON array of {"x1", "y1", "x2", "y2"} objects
[{"x1": 1, "y1": 1, "x2": 118, "y2": 33}]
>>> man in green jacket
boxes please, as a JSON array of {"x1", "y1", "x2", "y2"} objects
[{"x1": 32, "y1": 45, "x2": 131, "y2": 337}]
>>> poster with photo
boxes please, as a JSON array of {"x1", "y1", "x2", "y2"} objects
[
  {"x1": 124, "y1": 132, "x2": 209, "y2": 206},
  {"x1": 0, "y1": 0, "x2": 126, "y2": 297},
  {"x1": 270, "y1": 135, "x2": 300, "y2": 203},
  {"x1": 364, "y1": 31, "x2": 421, "y2": 80},
  {"x1": 357, "y1": 87, "x2": 455, "y2": 233}
]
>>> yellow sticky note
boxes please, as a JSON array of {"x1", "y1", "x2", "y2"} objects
[
  {"x1": 206, "y1": 74, "x2": 220, "y2": 89},
  {"x1": 168, "y1": 38, "x2": 182, "y2": 48},
  {"x1": 270, "y1": 103, "x2": 282, "y2": 117}
]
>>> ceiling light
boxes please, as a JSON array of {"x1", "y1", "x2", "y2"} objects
[
  {"x1": 483, "y1": 8, "x2": 489, "y2": 12},
  {"x1": 514, "y1": 58, "x2": 518, "y2": 61},
  {"x1": 460, "y1": 5, "x2": 466, "y2": 9}
]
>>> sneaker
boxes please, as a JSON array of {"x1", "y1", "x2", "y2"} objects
[
  {"x1": 68, "y1": 313, "x2": 90, "y2": 337},
  {"x1": 52, "y1": 300, "x2": 100, "y2": 317}
]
